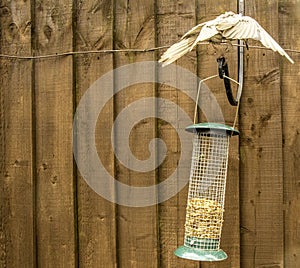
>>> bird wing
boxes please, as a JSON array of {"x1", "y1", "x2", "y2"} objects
[
  {"x1": 256, "y1": 26, "x2": 294, "y2": 63},
  {"x1": 159, "y1": 12, "x2": 294, "y2": 66},
  {"x1": 181, "y1": 22, "x2": 205, "y2": 39},
  {"x1": 222, "y1": 16, "x2": 294, "y2": 63},
  {"x1": 158, "y1": 22, "x2": 205, "y2": 66},
  {"x1": 222, "y1": 17, "x2": 263, "y2": 40},
  {"x1": 159, "y1": 12, "x2": 245, "y2": 65},
  {"x1": 189, "y1": 13, "x2": 241, "y2": 51},
  {"x1": 159, "y1": 36, "x2": 197, "y2": 66},
  {"x1": 194, "y1": 24, "x2": 220, "y2": 42},
  {"x1": 215, "y1": 13, "x2": 241, "y2": 31}
]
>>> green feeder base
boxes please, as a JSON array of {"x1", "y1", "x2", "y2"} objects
[{"x1": 174, "y1": 245, "x2": 227, "y2": 262}]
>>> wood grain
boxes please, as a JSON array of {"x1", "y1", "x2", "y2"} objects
[
  {"x1": 279, "y1": 0, "x2": 300, "y2": 267},
  {"x1": 74, "y1": 0, "x2": 117, "y2": 266},
  {"x1": 240, "y1": 1, "x2": 284, "y2": 267},
  {"x1": 0, "y1": 1, "x2": 299, "y2": 267},
  {"x1": 34, "y1": 0, "x2": 76, "y2": 266},
  {"x1": 195, "y1": 2, "x2": 240, "y2": 268},
  {"x1": 0, "y1": 0, "x2": 34, "y2": 267},
  {"x1": 156, "y1": 1, "x2": 199, "y2": 267},
  {"x1": 113, "y1": 0, "x2": 158, "y2": 267}
]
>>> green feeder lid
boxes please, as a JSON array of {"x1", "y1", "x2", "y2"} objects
[
  {"x1": 185, "y1": 122, "x2": 239, "y2": 136},
  {"x1": 174, "y1": 245, "x2": 228, "y2": 261}
]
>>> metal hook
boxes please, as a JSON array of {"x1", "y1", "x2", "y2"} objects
[
  {"x1": 194, "y1": 64, "x2": 242, "y2": 122},
  {"x1": 217, "y1": 57, "x2": 239, "y2": 106},
  {"x1": 216, "y1": 0, "x2": 244, "y2": 106}
]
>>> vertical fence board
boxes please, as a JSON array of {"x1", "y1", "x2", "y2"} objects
[
  {"x1": 196, "y1": 6, "x2": 239, "y2": 268},
  {"x1": 34, "y1": 0, "x2": 76, "y2": 266},
  {"x1": 156, "y1": 1, "x2": 199, "y2": 267},
  {"x1": 0, "y1": 0, "x2": 34, "y2": 267},
  {"x1": 113, "y1": 1, "x2": 158, "y2": 267},
  {"x1": 240, "y1": 1, "x2": 284, "y2": 267},
  {"x1": 195, "y1": 2, "x2": 240, "y2": 268},
  {"x1": 1, "y1": 1, "x2": 299, "y2": 267},
  {"x1": 74, "y1": 0, "x2": 117, "y2": 266},
  {"x1": 279, "y1": 1, "x2": 300, "y2": 267}
]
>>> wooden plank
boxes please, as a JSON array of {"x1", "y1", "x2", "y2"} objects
[
  {"x1": 34, "y1": 0, "x2": 76, "y2": 266},
  {"x1": 0, "y1": 0, "x2": 34, "y2": 267},
  {"x1": 195, "y1": 2, "x2": 240, "y2": 268},
  {"x1": 156, "y1": 1, "x2": 199, "y2": 267},
  {"x1": 240, "y1": 1, "x2": 284, "y2": 267},
  {"x1": 74, "y1": 0, "x2": 117, "y2": 267},
  {"x1": 278, "y1": 1, "x2": 300, "y2": 267},
  {"x1": 113, "y1": 0, "x2": 158, "y2": 267}
]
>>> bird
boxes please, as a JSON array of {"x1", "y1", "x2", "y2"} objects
[{"x1": 159, "y1": 11, "x2": 294, "y2": 66}]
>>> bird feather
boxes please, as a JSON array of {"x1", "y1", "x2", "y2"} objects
[
  {"x1": 159, "y1": 11, "x2": 294, "y2": 65},
  {"x1": 159, "y1": 37, "x2": 196, "y2": 66}
]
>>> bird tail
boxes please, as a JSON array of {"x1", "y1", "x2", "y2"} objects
[{"x1": 159, "y1": 37, "x2": 196, "y2": 67}]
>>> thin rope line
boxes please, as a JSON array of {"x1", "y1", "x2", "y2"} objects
[
  {"x1": 0, "y1": 46, "x2": 170, "y2": 59},
  {"x1": 232, "y1": 43, "x2": 300, "y2": 54},
  {"x1": 0, "y1": 43, "x2": 298, "y2": 60}
]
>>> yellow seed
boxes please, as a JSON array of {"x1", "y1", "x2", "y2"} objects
[{"x1": 185, "y1": 198, "x2": 224, "y2": 239}]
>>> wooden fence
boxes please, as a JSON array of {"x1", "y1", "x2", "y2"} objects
[{"x1": 1, "y1": 0, "x2": 300, "y2": 267}]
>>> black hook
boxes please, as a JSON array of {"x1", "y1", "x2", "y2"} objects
[{"x1": 217, "y1": 57, "x2": 238, "y2": 106}]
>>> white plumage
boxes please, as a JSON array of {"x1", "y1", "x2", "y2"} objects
[{"x1": 159, "y1": 11, "x2": 294, "y2": 66}]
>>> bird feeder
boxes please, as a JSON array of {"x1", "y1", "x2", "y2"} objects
[{"x1": 174, "y1": 122, "x2": 239, "y2": 261}]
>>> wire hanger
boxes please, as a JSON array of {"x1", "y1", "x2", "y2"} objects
[
  {"x1": 193, "y1": 1, "x2": 245, "y2": 125},
  {"x1": 193, "y1": 73, "x2": 240, "y2": 124}
]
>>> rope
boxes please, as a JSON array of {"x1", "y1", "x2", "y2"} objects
[
  {"x1": 0, "y1": 43, "x2": 298, "y2": 60},
  {"x1": 0, "y1": 46, "x2": 170, "y2": 59}
]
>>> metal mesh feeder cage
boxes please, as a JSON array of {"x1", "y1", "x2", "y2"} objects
[{"x1": 174, "y1": 122, "x2": 239, "y2": 261}]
